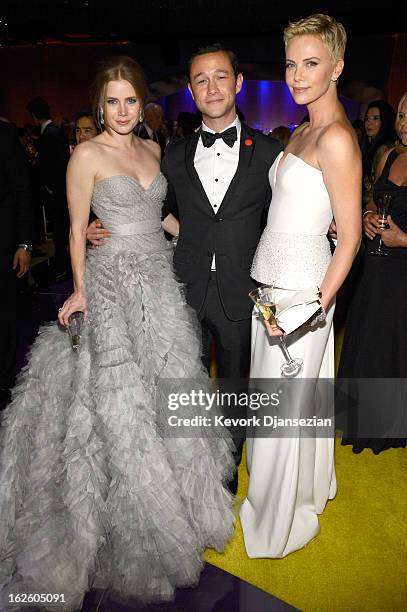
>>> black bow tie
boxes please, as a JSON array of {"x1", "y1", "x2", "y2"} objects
[{"x1": 201, "y1": 126, "x2": 238, "y2": 148}]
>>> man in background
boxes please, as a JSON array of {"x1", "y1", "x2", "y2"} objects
[
  {"x1": 134, "y1": 102, "x2": 166, "y2": 155},
  {"x1": 27, "y1": 97, "x2": 70, "y2": 279},
  {"x1": 0, "y1": 120, "x2": 35, "y2": 409}
]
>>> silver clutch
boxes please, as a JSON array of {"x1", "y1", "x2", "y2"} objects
[{"x1": 66, "y1": 311, "x2": 84, "y2": 352}]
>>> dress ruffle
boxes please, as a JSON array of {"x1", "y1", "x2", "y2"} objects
[{"x1": 0, "y1": 249, "x2": 235, "y2": 611}]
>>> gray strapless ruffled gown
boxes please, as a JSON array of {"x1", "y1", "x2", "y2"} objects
[{"x1": 0, "y1": 174, "x2": 235, "y2": 611}]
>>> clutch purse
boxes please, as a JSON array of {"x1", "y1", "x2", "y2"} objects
[
  {"x1": 275, "y1": 287, "x2": 323, "y2": 335},
  {"x1": 66, "y1": 312, "x2": 84, "y2": 352}
]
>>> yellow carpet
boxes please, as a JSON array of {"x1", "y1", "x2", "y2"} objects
[
  {"x1": 205, "y1": 439, "x2": 407, "y2": 611},
  {"x1": 205, "y1": 327, "x2": 406, "y2": 610}
]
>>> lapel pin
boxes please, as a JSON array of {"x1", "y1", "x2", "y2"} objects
[{"x1": 244, "y1": 138, "x2": 253, "y2": 146}]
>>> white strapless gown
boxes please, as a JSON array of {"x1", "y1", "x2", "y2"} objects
[{"x1": 240, "y1": 152, "x2": 337, "y2": 558}]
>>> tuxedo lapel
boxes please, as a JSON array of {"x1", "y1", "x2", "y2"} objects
[
  {"x1": 216, "y1": 123, "x2": 255, "y2": 215},
  {"x1": 185, "y1": 131, "x2": 214, "y2": 215}
]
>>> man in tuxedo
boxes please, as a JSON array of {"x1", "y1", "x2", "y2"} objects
[
  {"x1": 162, "y1": 45, "x2": 282, "y2": 378},
  {"x1": 161, "y1": 45, "x2": 282, "y2": 490},
  {"x1": 134, "y1": 102, "x2": 166, "y2": 156},
  {"x1": 0, "y1": 120, "x2": 35, "y2": 409},
  {"x1": 26, "y1": 97, "x2": 70, "y2": 278}
]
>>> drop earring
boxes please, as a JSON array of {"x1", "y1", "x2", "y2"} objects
[
  {"x1": 99, "y1": 107, "x2": 104, "y2": 125},
  {"x1": 139, "y1": 109, "x2": 144, "y2": 123}
]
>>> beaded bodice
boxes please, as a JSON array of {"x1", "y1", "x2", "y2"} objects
[{"x1": 251, "y1": 152, "x2": 333, "y2": 289}]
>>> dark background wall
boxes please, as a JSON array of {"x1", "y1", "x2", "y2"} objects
[{"x1": 0, "y1": 0, "x2": 405, "y2": 125}]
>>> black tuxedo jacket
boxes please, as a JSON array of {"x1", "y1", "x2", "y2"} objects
[
  {"x1": 162, "y1": 124, "x2": 282, "y2": 320},
  {"x1": 0, "y1": 121, "x2": 34, "y2": 266},
  {"x1": 36, "y1": 122, "x2": 70, "y2": 197}
]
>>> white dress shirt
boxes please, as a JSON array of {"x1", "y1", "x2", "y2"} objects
[{"x1": 194, "y1": 116, "x2": 241, "y2": 270}]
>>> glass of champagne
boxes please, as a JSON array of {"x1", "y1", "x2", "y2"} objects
[
  {"x1": 370, "y1": 194, "x2": 392, "y2": 256},
  {"x1": 249, "y1": 285, "x2": 303, "y2": 377},
  {"x1": 67, "y1": 311, "x2": 84, "y2": 352}
]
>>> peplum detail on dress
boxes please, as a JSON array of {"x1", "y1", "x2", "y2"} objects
[{"x1": 251, "y1": 231, "x2": 332, "y2": 289}]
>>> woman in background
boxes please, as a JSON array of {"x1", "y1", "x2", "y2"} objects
[
  {"x1": 361, "y1": 100, "x2": 397, "y2": 205},
  {"x1": 339, "y1": 92, "x2": 407, "y2": 454}
]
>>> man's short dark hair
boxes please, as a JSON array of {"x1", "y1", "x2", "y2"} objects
[
  {"x1": 75, "y1": 110, "x2": 93, "y2": 122},
  {"x1": 187, "y1": 43, "x2": 240, "y2": 82},
  {"x1": 26, "y1": 97, "x2": 51, "y2": 120}
]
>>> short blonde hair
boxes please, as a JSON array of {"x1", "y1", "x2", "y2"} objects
[
  {"x1": 395, "y1": 92, "x2": 407, "y2": 137},
  {"x1": 284, "y1": 13, "x2": 347, "y2": 64},
  {"x1": 92, "y1": 56, "x2": 148, "y2": 131}
]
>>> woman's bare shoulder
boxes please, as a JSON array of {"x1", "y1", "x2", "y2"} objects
[
  {"x1": 72, "y1": 139, "x2": 105, "y2": 161},
  {"x1": 318, "y1": 119, "x2": 359, "y2": 158},
  {"x1": 73, "y1": 136, "x2": 112, "y2": 165},
  {"x1": 68, "y1": 140, "x2": 103, "y2": 181}
]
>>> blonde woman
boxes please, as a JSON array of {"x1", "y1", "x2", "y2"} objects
[{"x1": 241, "y1": 14, "x2": 361, "y2": 558}]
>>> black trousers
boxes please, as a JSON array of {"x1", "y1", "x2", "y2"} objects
[
  {"x1": 198, "y1": 273, "x2": 251, "y2": 467},
  {"x1": 0, "y1": 258, "x2": 16, "y2": 388},
  {"x1": 199, "y1": 273, "x2": 251, "y2": 379}
]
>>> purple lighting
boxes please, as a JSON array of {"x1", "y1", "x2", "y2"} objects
[{"x1": 158, "y1": 80, "x2": 360, "y2": 133}]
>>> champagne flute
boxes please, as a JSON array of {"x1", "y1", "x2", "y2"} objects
[
  {"x1": 370, "y1": 194, "x2": 392, "y2": 256},
  {"x1": 249, "y1": 285, "x2": 303, "y2": 378}
]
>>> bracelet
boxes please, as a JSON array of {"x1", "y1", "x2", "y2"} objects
[
  {"x1": 310, "y1": 305, "x2": 327, "y2": 327},
  {"x1": 362, "y1": 210, "x2": 374, "y2": 218}
]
